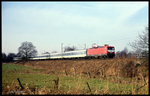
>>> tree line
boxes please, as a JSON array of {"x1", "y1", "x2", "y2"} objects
[
  {"x1": 115, "y1": 47, "x2": 134, "y2": 58},
  {"x1": 2, "y1": 26, "x2": 149, "y2": 62},
  {"x1": 2, "y1": 53, "x2": 17, "y2": 62},
  {"x1": 116, "y1": 26, "x2": 149, "y2": 58},
  {"x1": 2, "y1": 41, "x2": 37, "y2": 62}
]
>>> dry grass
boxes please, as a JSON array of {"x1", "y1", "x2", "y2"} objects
[
  {"x1": 23, "y1": 58, "x2": 148, "y2": 79},
  {"x1": 2, "y1": 58, "x2": 149, "y2": 95}
]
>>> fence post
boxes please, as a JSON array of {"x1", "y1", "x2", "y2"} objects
[
  {"x1": 73, "y1": 67, "x2": 76, "y2": 76},
  {"x1": 53, "y1": 77, "x2": 59, "y2": 91},
  {"x1": 65, "y1": 69, "x2": 68, "y2": 76},
  {"x1": 87, "y1": 72, "x2": 91, "y2": 78},
  {"x1": 17, "y1": 78, "x2": 24, "y2": 90},
  {"x1": 86, "y1": 82, "x2": 91, "y2": 92}
]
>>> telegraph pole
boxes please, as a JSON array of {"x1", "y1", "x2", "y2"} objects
[
  {"x1": 84, "y1": 44, "x2": 86, "y2": 49},
  {"x1": 61, "y1": 43, "x2": 63, "y2": 53},
  {"x1": 61, "y1": 43, "x2": 63, "y2": 58}
]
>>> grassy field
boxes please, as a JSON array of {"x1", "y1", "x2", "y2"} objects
[{"x1": 2, "y1": 58, "x2": 149, "y2": 95}]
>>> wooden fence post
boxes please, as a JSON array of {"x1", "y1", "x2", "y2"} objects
[
  {"x1": 87, "y1": 72, "x2": 91, "y2": 78},
  {"x1": 65, "y1": 69, "x2": 68, "y2": 76},
  {"x1": 73, "y1": 67, "x2": 76, "y2": 76},
  {"x1": 53, "y1": 77, "x2": 59, "y2": 91},
  {"x1": 86, "y1": 82, "x2": 91, "y2": 92},
  {"x1": 100, "y1": 69, "x2": 104, "y2": 78},
  {"x1": 17, "y1": 78, "x2": 24, "y2": 90}
]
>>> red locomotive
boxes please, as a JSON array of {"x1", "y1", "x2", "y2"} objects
[{"x1": 87, "y1": 44, "x2": 115, "y2": 58}]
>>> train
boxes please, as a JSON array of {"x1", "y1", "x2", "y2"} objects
[
  {"x1": 14, "y1": 44, "x2": 115, "y2": 60},
  {"x1": 31, "y1": 44, "x2": 115, "y2": 60}
]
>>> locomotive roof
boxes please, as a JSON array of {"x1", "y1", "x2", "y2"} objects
[{"x1": 89, "y1": 45, "x2": 114, "y2": 49}]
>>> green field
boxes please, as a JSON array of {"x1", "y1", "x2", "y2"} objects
[{"x1": 2, "y1": 63, "x2": 148, "y2": 95}]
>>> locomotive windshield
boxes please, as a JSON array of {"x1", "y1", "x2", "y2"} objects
[
  {"x1": 108, "y1": 47, "x2": 114, "y2": 50},
  {"x1": 108, "y1": 47, "x2": 115, "y2": 52}
]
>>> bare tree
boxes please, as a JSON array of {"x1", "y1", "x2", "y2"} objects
[
  {"x1": 2, "y1": 53, "x2": 7, "y2": 62},
  {"x1": 7, "y1": 53, "x2": 17, "y2": 62},
  {"x1": 127, "y1": 52, "x2": 134, "y2": 58},
  {"x1": 64, "y1": 46, "x2": 76, "y2": 52},
  {"x1": 17, "y1": 41, "x2": 37, "y2": 61},
  {"x1": 115, "y1": 47, "x2": 129, "y2": 58},
  {"x1": 51, "y1": 51, "x2": 57, "y2": 53},
  {"x1": 129, "y1": 26, "x2": 149, "y2": 57},
  {"x1": 43, "y1": 52, "x2": 50, "y2": 58}
]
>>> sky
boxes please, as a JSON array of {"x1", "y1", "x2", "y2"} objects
[{"x1": 2, "y1": 1, "x2": 148, "y2": 55}]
